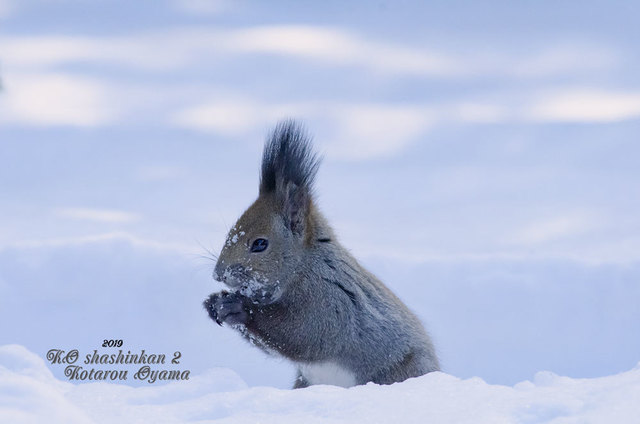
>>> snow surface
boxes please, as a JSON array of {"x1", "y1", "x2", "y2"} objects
[{"x1": 2, "y1": 344, "x2": 639, "y2": 424}]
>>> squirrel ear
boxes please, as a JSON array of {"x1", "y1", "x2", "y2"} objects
[{"x1": 282, "y1": 181, "x2": 309, "y2": 235}]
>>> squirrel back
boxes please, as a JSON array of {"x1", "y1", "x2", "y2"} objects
[{"x1": 204, "y1": 120, "x2": 439, "y2": 388}]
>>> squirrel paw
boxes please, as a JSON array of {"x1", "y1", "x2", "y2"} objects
[{"x1": 204, "y1": 291, "x2": 249, "y2": 326}]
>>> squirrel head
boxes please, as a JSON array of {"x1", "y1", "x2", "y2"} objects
[{"x1": 214, "y1": 120, "x2": 322, "y2": 303}]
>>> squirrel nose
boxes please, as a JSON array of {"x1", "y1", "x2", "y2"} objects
[{"x1": 214, "y1": 262, "x2": 245, "y2": 286}]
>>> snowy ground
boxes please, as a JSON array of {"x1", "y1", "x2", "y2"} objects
[{"x1": 2, "y1": 344, "x2": 639, "y2": 424}]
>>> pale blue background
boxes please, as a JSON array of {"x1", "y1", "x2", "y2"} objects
[{"x1": 1, "y1": 0, "x2": 639, "y2": 388}]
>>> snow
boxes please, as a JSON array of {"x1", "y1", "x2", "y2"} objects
[
  {"x1": 1, "y1": 344, "x2": 639, "y2": 424},
  {"x1": 225, "y1": 228, "x2": 245, "y2": 247},
  {"x1": 1, "y1": 236, "x2": 639, "y2": 422}
]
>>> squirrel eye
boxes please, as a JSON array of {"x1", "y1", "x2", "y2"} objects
[{"x1": 250, "y1": 238, "x2": 269, "y2": 253}]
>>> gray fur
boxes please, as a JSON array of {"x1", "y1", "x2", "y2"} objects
[{"x1": 204, "y1": 120, "x2": 439, "y2": 388}]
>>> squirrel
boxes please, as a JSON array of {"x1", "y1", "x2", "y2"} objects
[{"x1": 204, "y1": 120, "x2": 439, "y2": 388}]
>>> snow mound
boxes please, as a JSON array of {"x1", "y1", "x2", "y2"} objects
[{"x1": 1, "y1": 345, "x2": 639, "y2": 424}]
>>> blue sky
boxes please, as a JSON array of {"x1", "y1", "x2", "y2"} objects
[{"x1": 1, "y1": 0, "x2": 639, "y2": 388}]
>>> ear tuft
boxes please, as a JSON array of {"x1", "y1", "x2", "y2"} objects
[
  {"x1": 260, "y1": 120, "x2": 320, "y2": 234},
  {"x1": 260, "y1": 120, "x2": 320, "y2": 196}
]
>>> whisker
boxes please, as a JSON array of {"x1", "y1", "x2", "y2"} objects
[{"x1": 194, "y1": 238, "x2": 219, "y2": 262}]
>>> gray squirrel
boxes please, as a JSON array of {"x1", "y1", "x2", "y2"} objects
[{"x1": 204, "y1": 120, "x2": 439, "y2": 388}]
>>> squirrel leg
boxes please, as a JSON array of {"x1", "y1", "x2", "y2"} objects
[{"x1": 292, "y1": 371, "x2": 310, "y2": 389}]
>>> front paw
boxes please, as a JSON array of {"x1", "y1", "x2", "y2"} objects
[{"x1": 203, "y1": 291, "x2": 249, "y2": 326}]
